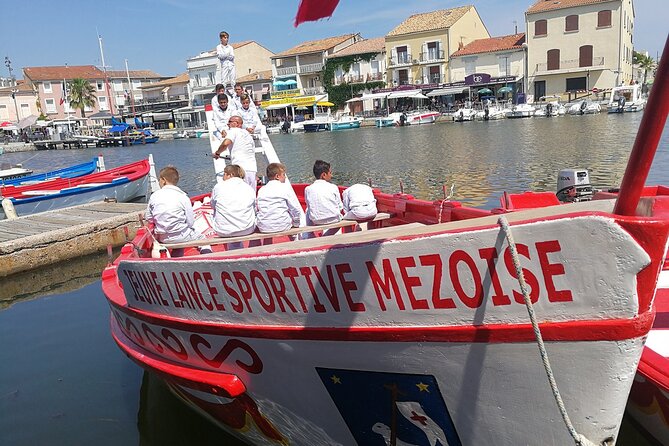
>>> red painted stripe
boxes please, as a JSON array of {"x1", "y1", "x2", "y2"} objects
[
  {"x1": 111, "y1": 319, "x2": 247, "y2": 397},
  {"x1": 638, "y1": 347, "x2": 669, "y2": 391},
  {"x1": 107, "y1": 298, "x2": 653, "y2": 343}
]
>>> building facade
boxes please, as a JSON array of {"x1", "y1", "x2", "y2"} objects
[
  {"x1": 187, "y1": 41, "x2": 274, "y2": 107},
  {"x1": 329, "y1": 37, "x2": 387, "y2": 87},
  {"x1": 0, "y1": 80, "x2": 38, "y2": 122},
  {"x1": 385, "y1": 6, "x2": 490, "y2": 88},
  {"x1": 525, "y1": 0, "x2": 634, "y2": 98},
  {"x1": 105, "y1": 69, "x2": 166, "y2": 113},
  {"x1": 449, "y1": 33, "x2": 526, "y2": 101}
]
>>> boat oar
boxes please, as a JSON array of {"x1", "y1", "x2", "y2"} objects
[{"x1": 614, "y1": 34, "x2": 669, "y2": 216}]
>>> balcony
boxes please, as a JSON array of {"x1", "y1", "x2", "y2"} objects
[
  {"x1": 420, "y1": 75, "x2": 442, "y2": 85},
  {"x1": 389, "y1": 53, "x2": 413, "y2": 67},
  {"x1": 299, "y1": 62, "x2": 324, "y2": 74},
  {"x1": 276, "y1": 66, "x2": 298, "y2": 76},
  {"x1": 420, "y1": 50, "x2": 445, "y2": 63},
  {"x1": 535, "y1": 57, "x2": 605, "y2": 74},
  {"x1": 348, "y1": 75, "x2": 365, "y2": 84},
  {"x1": 303, "y1": 86, "x2": 325, "y2": 95},
  {"x1": 368, "y1": 72, "x2": 383, "y2": 81}
]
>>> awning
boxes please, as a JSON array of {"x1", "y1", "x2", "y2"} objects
[
  {"x1": 427, "y1": 86, "x2": 470, "y2": 97},
  {"x1": 360, "y1": 92, "x2": 390, "y2": 100},
  {"x1": 345, "y1": 97, "x2": 362, "y2": 103},
  {"x1": 265, "y1": 103, "x2": 293, "y2": 110},
  {"x1": 388, "y1": 89, "x2": 422, "y2": 99}
]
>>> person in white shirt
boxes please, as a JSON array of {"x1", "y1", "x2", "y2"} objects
[
  {"x1": 256, "y1": 163, "x2": 302, "y2": 234},
  {"x1": 343, "y1": 184, "x2": 377, "y2": 220},
  {"x1": 212, "y1": 93, "x2": 232, "y2": 140},
  {"x1": 145, "y1": 166, "x2": 211, "y2": 255},
  {"x1": 229, "y1": 84, "x2": 257, "y2": 111},
  {"x1": 238, "y1": 94, "x2": 262, "y2": 134},
  {"x1": 210, "y1": 83, "x2": 227, "y2": 110},
  {"x1": 216, "y1": 31, "x2": 235, "y2": 88},
  {"x1": 213, "y1": 113, "x2": 257, "y2": 188},
  {"x1": 211, "y1": 164, "x2": 256, "y2": 250},
  {"x1": 304, "y1": 160, "x2": 343, "y2": 236}
]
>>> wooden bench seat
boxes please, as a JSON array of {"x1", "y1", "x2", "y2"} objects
[{"x1": 163, "y1": 212, "x2": 392, "y2": 249}]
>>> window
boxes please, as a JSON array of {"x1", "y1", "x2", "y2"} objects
[
  {"x1": 565, "y1": 15, "x2": 579, "y2": 32},
  {"x1": 195, "y1": 74, "x2": 201, "y2": 87},
  {"x1": 498, "y1": 55, "x2": 510, "y2": 76},
  {"x1": 43, "y1": 81, "x2": 52, "y2": 93},
  {"x1": 45, "y1": 98, "x2": 56, "y2": 113},
  {"x1": 113, "y1": 80, "x2": 124, "y2": 91},
  {"x1": 98, "y1": 96, "x2": 108, "y2": 110},
  {"x1": 535, "y1": 19, "x2": 547, "y2": 36},
  {"x1": 547, "y1": 49, "x2": 560, "y2": 70},
  {"x1": 0, "y1": 105, "x2": 8, "y2": 120},
  {"x1": 428, "y1": 66, "x2": 440, "y2": 83},
  {"x1": 132, "y1": 80, "x2": 141, "y2": 89},
  {"x1": 398, "y1": 69, "x2": 409, "y2": 85},
  {"x1": 97, "y1": 81, "x2": 104, "y2": 91},
  {"x1": 597, "y1": 10, "x2": 612, "y2": 27},
  {"x1": 566, "y1": 77, "x2": 586, "y2": 92},
  {"x1": 20, "y1": 103, "x2": 30, "y2": 118},
  {"x1": 464, "y1": 57, "x2": 476, "y2": 76},
  {"x1": 208, "y1": 72, "x2": 215, "y2": 85},
  {"x1": 396, "y1": 46, "x2": 409, "y2": 64},
  {"x1": 427, "y1": 41, "x2": 440, "y2": 60},
  {"x1": 579, "y1": 45, "x2": 593, "y2": 67}
]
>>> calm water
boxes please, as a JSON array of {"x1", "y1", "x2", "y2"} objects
[{"x1": 1, "y1": 114, "x2": 667, "y2": 445}]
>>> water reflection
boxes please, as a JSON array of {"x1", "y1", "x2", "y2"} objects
[
  {"x1": 138, "y1": 371, "x2": 249, "y2": 446},
  {"x1": 0, "y1": 252, "x2": 109, "y2": 309}
]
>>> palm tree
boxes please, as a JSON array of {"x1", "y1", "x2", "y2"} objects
[
  {"x1": 67, "y1": 78, "x2": 97, "y2": 118},
  {"x1": 633, "y1": 51, "x2": 656, "y2": 85}
]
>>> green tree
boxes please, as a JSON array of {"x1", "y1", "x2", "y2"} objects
[
  {"x1": 633, "y1": 51, "x2": 655, "y2": 85},
  {"x1": 67, "y1": 78, "x2": 97, "y2": 118}
]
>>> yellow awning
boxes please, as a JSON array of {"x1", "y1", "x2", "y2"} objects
[{"x1": 316, "y1": 101, "x2": 334, "y2": 107}]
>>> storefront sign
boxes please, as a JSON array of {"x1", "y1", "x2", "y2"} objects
[{"x1": 464, "y1": 73, "x2": 491, "y2": 86}]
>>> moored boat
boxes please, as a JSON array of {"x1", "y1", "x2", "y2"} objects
[
  {"x1": 0, "y1": 156, "x2": 101, "y2": 187},
  {"x1": 0, "y1": 157, "x2": 153, "y2": 219},
  {"x1": 329, "y1": 115, "x2": 363, "y2": 131},
  {"x1": 567, "y1": 99, "x2": 602, "y2": 115},
  {"x1": 0, "y1": 165, "x2": 33, "y2": 182},
  {"x1": 406, "y1": 110, "x2": 440, "y2": 125},
  {"x1": 506, "y1": 103, "x2": 536, "y2": 118},
  {"x1": 608, "y1": 84, "x2": 646, "y2": 113}
]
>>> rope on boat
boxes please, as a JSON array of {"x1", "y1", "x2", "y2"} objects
[{"x1": 497, "y1": 215, "x2": 598, "y2": 446}]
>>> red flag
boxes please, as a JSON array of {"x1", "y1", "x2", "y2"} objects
[
  {"x1": 60, "y1": 80, "x2": 67, "y2": 105},
  {"x1": 294, "y1": 0, "x2": 340, "y2": 27}
]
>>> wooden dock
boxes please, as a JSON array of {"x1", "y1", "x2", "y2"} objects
[{"x1": 0, "y1": 201, "x2": 145, "y2": 277}]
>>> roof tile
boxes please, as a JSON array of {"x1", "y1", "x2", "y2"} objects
[
  {"x1": 23, "y1": 65, "x2": 104, "y2": 81},
  {"x1": 274, "y1": 34, "x2": 358, "y2": 57},
  {"x1": 451, "y1": 33, "x2": 526, "y2": 57},
  {"x1": 236, "y1": 70, "x2": 273, "y2": 83},
  {"x1": 387, "y1": 6, "x2": 472, "y2": 37},
  {"x1": 526, "y1": 0, "x2": 615, "y2": 14},
  {"x1": 106, "y1": 70, "x2": 164, "y2": 79},
  {"x1": 329, "y1": 37, "x2": 386, "y2": 58}
]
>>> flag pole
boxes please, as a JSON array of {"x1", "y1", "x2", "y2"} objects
[
  {"x1": 614, "y1": 34, "x2": 669, "y2": 215},
  {"x1": 98, "y1": 34, "x2": 115, "y2": 118},
  {"x1": 63, "y1": 78, "x2": 72, "y2": 136}
]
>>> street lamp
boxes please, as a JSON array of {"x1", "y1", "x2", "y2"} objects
[{"x1": 4, "y1": 56, "x2": 20, "y2": 121}]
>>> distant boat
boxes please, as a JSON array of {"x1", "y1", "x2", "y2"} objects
[
  {"x1": 0, "y1": 158, "x2": 152, "y2": 219},
  {"x1": 129, "y1": 129, "x2": 159, "y2": 145},
  {"x1": 329, "y1": 115, "x2": 363, "y2": 131},
  {"x1": 608, "y1": 84, "x2": 646, "y2": 113},
  {"x1": 0, "y1": 166, "x2": 32, "y2": 182},
  {"x1": 0, "y1": 156, "x2": 101, "y2": 187},
  {"x1": 406, "y1": 110, "x2": 440, "y2": 125}
]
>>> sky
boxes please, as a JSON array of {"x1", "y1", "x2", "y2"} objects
[{"x1": 1, "y1": 0, "x2": 666, "y2": 79}]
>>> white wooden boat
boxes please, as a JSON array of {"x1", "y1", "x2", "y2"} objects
[
  {"x1": 406, "y1": 110, "x2": 440, "y2": 125},
  {"x1": 506, "y1": 103, "x2": 536, "y2": 118},
  {"x1": 0, "y1": 165, "x2": 32, "y2": 182},
  {"x1": 567, "y1": 100, "x2": 601, "y2": 115}
]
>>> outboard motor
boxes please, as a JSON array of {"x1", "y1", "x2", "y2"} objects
[
  {"x1": 618, "y1": 96, "x2": 626, "y2": 112},
  {"x1": 484, "y1": 106, "x2": 490, "y2": 121},
  {"x1": 556, "y1": 169, "x2": 594, "y2": 202},
  {"x1": 546, "y1": 102, "x2": 553, "y2": 117},
  {"x1": 579, "y1": 101, "x2": 587, "y2": 115}
]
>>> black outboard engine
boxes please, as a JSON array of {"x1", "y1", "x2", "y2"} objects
[
  {"x1": 579, "y1": 101, "x2": 587, "y2": 115},
  {"x1": 556, "y1": 169, "x2": 594, "y2": 202},
  {"x1": 484, "y1": 106, "x2": 489, "y2": 121},
  {"x1": 617, "y1": 96, "x2": 626, "y2": 112},
  {"x1": 546, "y1": 102, "x2": 553, "y2": 117},
  {"x1": 399, "y1": 113, "x2": 407, "y2": 126}
]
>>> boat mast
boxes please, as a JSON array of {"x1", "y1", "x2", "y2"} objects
[
  {"x1": 124, "y1": 59, "x2": 136, "y2": 118},
  {"x1": 98, "y1": 34, "x2": 115, "y2": 118},
  {"x1": 614, "y1": 34, "x2": 669, "y2": 215}
]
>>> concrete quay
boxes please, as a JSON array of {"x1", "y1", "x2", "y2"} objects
[{"x1": 0, "y1": 201, "x2": 145, "y2": 278}]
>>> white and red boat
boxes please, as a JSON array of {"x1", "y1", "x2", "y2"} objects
[
  {"x1": 406, "y1": 110, "x2": 440, "y2": 125},
  {"x1": 0, "y1": 157, "x2": 153, "y2": 219},
  {"x1": 102, "y1": 37, "x2": 669, "y2": 445}
]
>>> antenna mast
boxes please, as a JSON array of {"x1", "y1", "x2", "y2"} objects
[{"x1": 98, "y1": 34, "x2": 115, "y2": 116}]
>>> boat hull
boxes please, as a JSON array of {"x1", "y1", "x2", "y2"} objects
[
  {"x1": 303, "y1": 123, "x2": 329, "y2": 132},
  {"x1": 103, "y1": 204, "x2": 669, "y2": 446},
  {"x1": 329, "y1": 121, "x2": 361, "y2": 131}
]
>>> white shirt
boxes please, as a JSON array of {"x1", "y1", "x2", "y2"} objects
[
  {"x1": 225, "y1": 127, "x2": 257, "y2": 173},
  {"x1": 216, "y1": 43, "x2": 235, "y2": 66},
  {"x1": 145, "y1": 185, "x2": 198, "y2": 243},
  {"x1": 343, "y1": 184, "x2": 377, "y2": 220},
  {"x1": 305, "y1": 179, "x2": 343, "y2": 225},
  {"x1": 239, "y1": 106, "x2": 261, "y2": 132},
  {"x1": 256, "y1": 180, "x2": 303, "y2": 233},
  {"x1": 230, "y1": 94, "x2": 257, "y2": 112},
  {"x1": 212, "y1": 104, "x2": 232, "y2": 137},
  {"x1": 211, "y1": 177, "x2": 256, "y2": 236}
]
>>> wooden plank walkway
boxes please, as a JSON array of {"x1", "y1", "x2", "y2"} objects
[{"x1": 0, "y1": 201, "x2": 145, "y2": 277}]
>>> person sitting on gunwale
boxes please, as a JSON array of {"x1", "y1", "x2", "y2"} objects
[
  {"x1": 342, "y1": 183, "x2": 377, "y2": 220},
  {"x1": 256, "y1": 163, "x2": 302, "y2": 235},
  {"x1": 211, "y1": 164, "x2": 256, "y2": 250},
  {"x1": 304, "y1": 159, "x2": 343, "y2": 236},
  {"x1": 145, "y1": 166, "x2": 211, "y2": 255}
]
